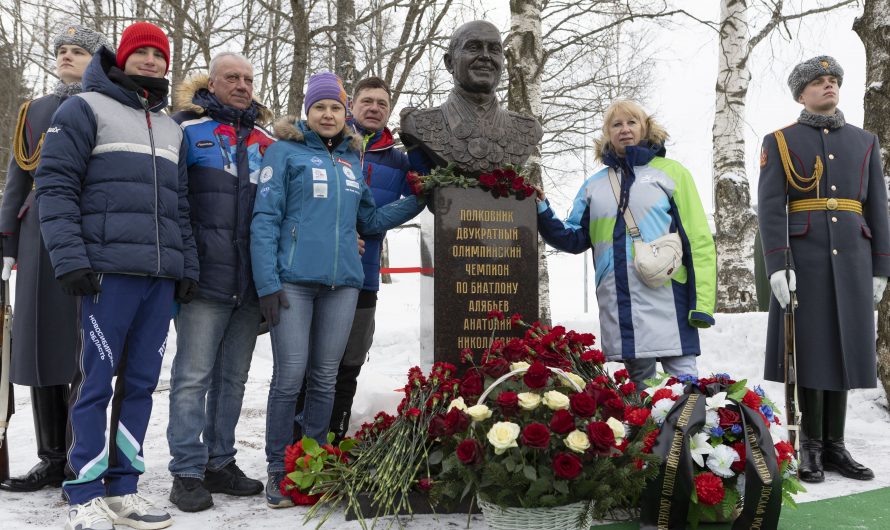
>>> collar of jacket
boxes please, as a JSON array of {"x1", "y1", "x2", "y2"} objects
[
  {"x1": 273, "y1": 115, "x2": 363, "y2": 152},
  {"x1": 602, "y1": 140, "x2": 665, "y2": 171},
  {"x1": 192, "y1": 88, "x2": 259, "y2": 129},
  {"x1": 349, "y1": 120, "x2": 396, "y2": 152},
  {"x1": 83, "y1": 48, "x2": 168, "y2": 113}
]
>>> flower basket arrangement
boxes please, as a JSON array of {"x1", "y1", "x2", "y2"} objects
[
  {"x1": 406, "y1": 163, "x2": 536, "y2": 200},
  {"x1": 638, "y1": 373, "x2": 805, "y2": 529}
]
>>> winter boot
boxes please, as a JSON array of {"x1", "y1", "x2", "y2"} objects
[
  {"x1": 823, "y1": 390, "x2": 874, "y2": 480},
  {"x1": 169, "y1": 476, "x2": 213, "y2": 512},
  {"x1": 797, "y1": 387, "x2": 824, "y2": 483},
  {"x1": 0, "y1": 385, "x2": 68, "y2": 492}
]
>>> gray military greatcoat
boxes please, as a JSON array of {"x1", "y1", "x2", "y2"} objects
[
  {"x1": 757, "y1": 119, "x2": 890, "y2": 390},
  {"x1": 0, "y1": 93, "x2": 78, "y2": 387}
]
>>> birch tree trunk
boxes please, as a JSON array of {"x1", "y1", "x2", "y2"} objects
[
  {"x1": 713, "y1": 0, "x2": 758, "y2": 312},
  {"x1": 287, "y1": 0, "x2": 309, "y2": 116},
  {"x1": 853, "y1": 0, "x2": 890, "y2": 402},
  {"x1": 506, "y1": 0, "x2": 550, "y2": 325}
]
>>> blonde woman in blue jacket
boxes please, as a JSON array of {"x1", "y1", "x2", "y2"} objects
[
  {"x1": 250, "y1": 72, "x2": 423, "y2": 508},
  {"x1": 536, "y1": 100, "x2": 716, "y2": 389}
]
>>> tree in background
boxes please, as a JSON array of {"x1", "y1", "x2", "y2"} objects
[{"x1": 854, "y1": 0, "x2": 890, "y2": 403}]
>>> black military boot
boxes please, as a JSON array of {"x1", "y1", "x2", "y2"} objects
[
  {"x1": 823, "y1": 390, "x2": 874, "y2": 480},
  {"x1": 797, "y1": 387, "x2": 824, "y2": 483},
  {"x1": 0, "y1": 385, "x2": 69, "y2": 492}
]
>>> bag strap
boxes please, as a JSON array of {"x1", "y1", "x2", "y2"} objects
[{"x1": 607, "y1": 168, "x2": 642, "y2": 240}]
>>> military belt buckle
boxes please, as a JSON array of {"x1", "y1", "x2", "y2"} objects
[{"x1": 826, "y1": 198, "x2": 838, "y2": 210}]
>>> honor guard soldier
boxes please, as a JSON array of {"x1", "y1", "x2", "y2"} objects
[{"x1": 758, "y1": 56, "x2": 890, "y2": 483}]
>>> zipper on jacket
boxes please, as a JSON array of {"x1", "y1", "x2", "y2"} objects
[
  {"x1": 143, "y1": 98, "x2": 161, "y2": 276},
  {"x1": 329, "y1": 150, "x2": 341, "y2": 289},
  {"x1": 287, "y1": 225, "x2": 297, "y2": 268}
]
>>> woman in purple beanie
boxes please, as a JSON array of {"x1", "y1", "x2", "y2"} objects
[{"x1": 250, "y1": 71, "x2": 424, "y2": 508}]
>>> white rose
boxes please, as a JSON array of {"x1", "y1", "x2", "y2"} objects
[
  {"x1": 487, "y1": 422, "x2": 521, "y2": 454},
  {"x1": 466, "y1": 404, "x2": 493, "y2": 422},
  {"x1": 542, "y1": 390, "x2": 570, "y2": 411},
  {"x1": 448, "y1": 397, "x2": 467, "y2": 412},
  {"x1": 560, "y1": 372, "x2": 586, "y2": 390},
  {"x1": 564, "y1": 430, "x2": 591, "y2": 453},
  {"x1": 517, "y1": 392, "x2": 541, "y2": 410},
  {"x1": 606, "y1": 417, "x2": 626, "y2": 443},
  {"x1": 511, "y1": 361, "x2": 531, "y2": 372}
]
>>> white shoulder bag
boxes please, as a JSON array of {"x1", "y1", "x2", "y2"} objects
[{"x1": 608, "y1": 168, "x2": 683, "y2": 289}]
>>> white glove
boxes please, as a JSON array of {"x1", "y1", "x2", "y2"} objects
[
  {"x1": 769, "y1": 270, "x2": 796, "y2": 309},
  {"x1": 1, "y1": 257, "x2": 14, "y2": 281},
  {"x1": 874, "y1": 276, "x2": 888, "y2": 305}
]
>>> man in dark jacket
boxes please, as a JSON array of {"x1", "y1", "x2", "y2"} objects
[
  {"x1": 0, "y1": 24, "x2": 108, "y2": 493},
  {"x1": 294, "y1": 77, "x2": 413, "y2": 443},
  {"x1": 36, "y1": 22, "x2": 198, "y2": 530},
  {"x1": 166, "y1": 52, "x2": 274, "y2": 512},
  {"x1": 758, "y1": 56, "x2": 890, "y2": 484}
]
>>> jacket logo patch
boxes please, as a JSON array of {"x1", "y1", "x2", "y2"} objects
[
  {"x1": 311, "y1": 156, "x2": 323, "y2": 166},
  {"x1": 343, "y1": 166, "x2": 357, "y2": 180},
  {"x1": 196, "y1": 140, "x2": 214, "y2": 148},
  {"x1": 47, "y1": 127, "x2": 61, "y2": 134},
  {"x1": 337, "y1": 157, "x2": 352, "y2": 168},
  {"x1": 260, "y1": 166, "x2": 273, "y2": 183},
  {"x1": 313, "y1": 183, "x2": 328, "y2": 198},
  {"x1": 312, "y1": 168, "x2": 327, "y2": 181}
]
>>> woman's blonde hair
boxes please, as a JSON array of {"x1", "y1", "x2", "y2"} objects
[{"x1": 593, "y1": 99, "x2": 669, "y2": 161}]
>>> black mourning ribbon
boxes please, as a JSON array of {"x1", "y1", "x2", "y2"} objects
[{"x1": 640, "y1": 383, "x2": 783, "y2": 529}]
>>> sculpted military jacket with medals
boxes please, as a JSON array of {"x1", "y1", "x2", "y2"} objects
[{"x1": 400, "y1": 89, "x2": 543, "y2": 177}]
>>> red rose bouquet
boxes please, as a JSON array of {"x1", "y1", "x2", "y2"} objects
[
  {"x1": 406, "y1": 163, "x2": 535, "y2": 200},
  {"x1": 639, "y1": 373, "x2": 805, "y2": 526}
]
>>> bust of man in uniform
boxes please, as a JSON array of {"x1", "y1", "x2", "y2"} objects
[{"x1": 400, "y1": 20, "x2": 543, "y2": 176}]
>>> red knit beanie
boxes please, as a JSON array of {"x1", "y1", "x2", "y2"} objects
[{"x1": 116, "y1": 22, "x2": 170, "y2": 74}]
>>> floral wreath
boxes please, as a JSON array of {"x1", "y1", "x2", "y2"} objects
[{"x1": 406, "y1": 163, "x2": 536, "y2": 200}]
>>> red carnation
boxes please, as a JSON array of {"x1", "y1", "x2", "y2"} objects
[
  {"x1": 613, "y1": 369, "x2": 630, "y2": 382},
  {"x1": 694, "y1": 472, "x2": 726, "y2": 506},
  {"x1": 478, "y1": 173, "x2": 497, "y2": 187},
  {"x1": 642, "y1": 428, "x2": 660, "y2": 454},
  {"x1": 523, "y1": 361, "x2": 550, "y2": 389},
  {"x1": 483, "y1": 357, "x2": 510, "y2": 378},
  {"x1": 417, "y1": 477, "x2": 433, "y2": 491},
  {"x1": 587, "y1": 421, "x2": 614, "y2": 451},
  {"x1": 521, "y1": 423, "x2": 552, "y2": 449},
  {"x1": 456, "y1": 439, "x2": 483, "y2": 466},
  {"x1": 580, "y1": 349, "x2": 605, "y2": 364},
  {"x1": 650, "y1": 388, "x2": 675, "y2": 405},
  {"x1": 549, "y1": 409, "x2": 576, "y2": 434},
  {"x1": 775, "y1": 440, "x2": 794, "y2": 467},
  {"x1": 502, "y1": 338, "x2": 527, "y2": 362},
  {"x1": 718, "y1": 408, "x2": 741, "y2": 429},
  {"x1": 731, "y1": 441, "x2": 747, "y2": 472},
  {"x1": 619, "y1": 382, "x2": 637, "y2": 396},
  {"x1": 406, "y1": 407, "x2": 422, "y2": 420},
  {"x1": 742, "y1": 390, "x2": 762, "y2": 410},
  {"x1": 603, "y1": 398, "x2": 627, "y2": 421},
  {"x1": 496, "y1": 391, "x2": 519, "y2": 416},
  {"x1": 569, "y1": 392, "x2": 597, "y2": 418},
  {"x1": 624, "y1": 406, "x2": 651, "y2": 426},
  {"x1": 443, "y1": 407, "x2": 470, "y2": 435},
  {"x1": 459, "y1": 369, "x2": 484, "y2": 399},
  {"x1": 552, "y1": 452, "x2": 583, "y2": 480},
  {"x1": 487, "y1": 309, "x2": 505, "y2": 320}
]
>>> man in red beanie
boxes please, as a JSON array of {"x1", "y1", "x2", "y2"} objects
[{"x1": 36, "y1": 21, "x2": 197, "y2": 530}]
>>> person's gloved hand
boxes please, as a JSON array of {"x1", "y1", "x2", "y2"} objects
[
  {"x1": 874, "y1": 276, "x2": 888, "y2": 305},
  {"x1": 769, "y1": 270, "x2": 796, "y2": 309},
  {"x1": 175, "y1": 278, "x2": 199, "y2": 304},
  {"x1": 259, "y1": 290, "x2": 290, "y2": 327},
  {"x1": 1, "y1": 257, "x2": 15, "y2": 281},
  {"x1": 59, "y1": 268, "x2": 101, "y2": 296}
]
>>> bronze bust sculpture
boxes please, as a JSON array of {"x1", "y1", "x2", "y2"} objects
[{"x1": 400, "y1": 20, "x2": 543, "y2": 176}]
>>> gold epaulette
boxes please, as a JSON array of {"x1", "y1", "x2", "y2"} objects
[
  {"x1": 13, "y1": 100, "x2": 44, "y2": 172},
  {"x1": 774, "y1": 130, "x2": 822, "y2": 194}
]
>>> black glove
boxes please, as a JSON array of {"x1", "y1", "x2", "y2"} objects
[
  {"x1": 59, "y1": 268, "x2": 101, "y2": 296},
  {"x1": 175, "y1": 278, "x2": 199, "y2": 304},
  {"x1": 259, "y1": 290, "x2": 289, "y2": 327}
]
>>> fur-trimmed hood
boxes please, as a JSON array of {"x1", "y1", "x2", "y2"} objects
[
  {"x1": 173, "y1": 73, "x2": 273, "y2": 125},
  {"x1": 273, "y1": 115, "x2": 363, "y2": 152}
]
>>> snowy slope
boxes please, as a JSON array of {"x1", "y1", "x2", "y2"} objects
[{"x1": 2, "y1": 226, "x2": 888, "y2": 529}]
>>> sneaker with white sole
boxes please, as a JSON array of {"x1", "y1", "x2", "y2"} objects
[
  {"x1": 104, "y1": 493, "x2": 173, "y2": 529},
  {"x1": 64, "y1": 497, "x2": 116, "y2": 530}
]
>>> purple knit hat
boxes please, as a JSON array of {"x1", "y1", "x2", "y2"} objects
[{"x1": 304, "y1": 71, "x2": 348, "y2": 113}]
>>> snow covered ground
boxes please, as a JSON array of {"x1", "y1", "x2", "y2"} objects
[{"x1": 2, "y1": 225, "x2": 889, "y2": 528}]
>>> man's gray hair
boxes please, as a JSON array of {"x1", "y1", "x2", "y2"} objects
[{"x1": 209, "y1": 52, "x2": 251, "y2": 79}]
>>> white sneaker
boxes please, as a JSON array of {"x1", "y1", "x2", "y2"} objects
[
  {"x1": 104, "y1": 493, "x2": 173, "y2": 529},
  {"x1": 64, "y1": 497, "x2": 116, "y2": 530}
]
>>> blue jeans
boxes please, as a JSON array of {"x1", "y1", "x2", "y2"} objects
[
  {"x1": 265, "y1": 283, "x2": 358, "y2": 472},
  {"x1": 167, "y1": 297, "x2": 261, "y2": 478}
]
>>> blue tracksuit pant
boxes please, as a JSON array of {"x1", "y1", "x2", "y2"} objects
[{"x1": 63, "y1": 274, "x2": 174, "y2": 505}]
